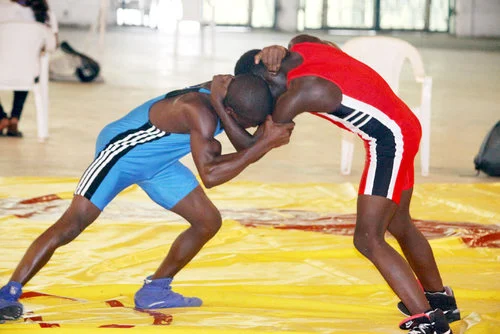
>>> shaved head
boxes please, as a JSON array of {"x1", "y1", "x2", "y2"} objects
[{"x1": 224, "y1": 74, "x2": 273, "y2": 126}]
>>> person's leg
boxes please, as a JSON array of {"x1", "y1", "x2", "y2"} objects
[
  {"x1": 0, "y1": 100, "x2": 8, "y2": 133},
  {"x1": 152, "y1": 185, "x2": 222, "y2": 279},
  {"x1": 353, "y1": 194, "x2": 431, "y2": 315},
  {"x1": 10, "y1": 195, "x2": 101, "y2": 285},
  {"x1": 7, "y1": 91, "x2": 29, "y2": 136},
  {"x1": 388, "y1": 188, "x2": 460, "y2": 323},
  {"x1": 134, "y1": 162, "x2": 221, "y2": 309},
  {"x1": 0, "y1": 195, "x2": 101, "y2": 320},
  {"x1": 387, "y1": 188, "x2": 443, "y2": 292},
  {"x1": 10, "y1": 91, "x2": 28, "y2": 121}
]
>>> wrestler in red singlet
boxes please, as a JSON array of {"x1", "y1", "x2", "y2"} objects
[{"x1": 288, "y1": 42, "x2": 422, "y2": 204}]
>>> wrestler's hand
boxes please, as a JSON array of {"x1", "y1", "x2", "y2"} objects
[
  {"x1": 260, "y1": 115, "x2": 295, "y2": 149},
  {"x1": 210, "y1": 74, "x2": 234, "y2": 114},
  {"x1": 254, "y1": 45, "x2": 288, "y2": 75}
]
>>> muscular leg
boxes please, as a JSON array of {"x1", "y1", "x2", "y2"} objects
[
  {"x1": 387, "y1": 188, "x2": 444, "y2": 293},
  {"x1": 353, "y1": 194, "x2": 430, "y2": 315},
  {"x1": 10, "y1": 195, "x2": 101, "y2": 285},
  {"x1": 151, "y1": 186, "x2": 222, "y2": 279}
]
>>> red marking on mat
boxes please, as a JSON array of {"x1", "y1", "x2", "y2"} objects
[
  {"x1": 234, "y1": 210, "x2": 500, "y2": 248},
  {"x1": 20, "y1": 291, "x2": 79, "y2": 301},
  {"x1": 39, "y1": 323, "x2": 60, "y2": 328},
  {"x1": 106, "y1": 299, "x2": 125, "y2": 307},
  {"x1": 100, "y1": 324, "x2": 135, "y2": 328},
  {"x1": 106, "y1": 300, "x2": 172, "y2": 326},
  {"x1": 135, "y1": 308, "x2": 173, "y2": 326},
  {"x1": 24, "y1": 315, "x2": 43, "y2": 322},
  {"x1": 15, "y1": 205, "x2": 59, "y2": 218},
  {"x1": 19, "y1": 194, "x2": 61, "y2": 204}
]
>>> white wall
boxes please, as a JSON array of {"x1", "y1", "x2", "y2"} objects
[{"x1": 455, "y1": 0, "x2": 500, "y2": 37}]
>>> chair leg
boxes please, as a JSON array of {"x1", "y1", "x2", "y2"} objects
[
  {"x1": 340, "y1": 132, "x2": 355, "y2": 175},
  {"x1": 33, "y1": 84, "x2": 48, "y2": 142},
  {"x1": 174, "y1": 20, "x2": 180, "y2": 57},
  {"x1": 200, "y1": 25, "x2": 205, "y2": 55},
  {"x1": 419, "y1": 77, "x2": 432, "y2": 176},
  {"x1": 419, "y1": 108, "x2": 431, "y2": 177}
]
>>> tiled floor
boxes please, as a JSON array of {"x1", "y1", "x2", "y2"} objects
[{"x1": 1, "y1": 27, "x2": 499, "y2": 185}]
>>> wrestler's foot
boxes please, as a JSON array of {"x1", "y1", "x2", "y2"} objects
[
  {"x1": 398, "y1": 286, "x2": 460, "y2": 323},
  {"x1": 400, "y1": 309, "x2": 452, "y2": 334},
  {"x1": 0, "y1": 282, "x2": 23, "y2": 321},
  {"x1": 134, "y1": 276, "x2": 202, "y2": 309}
]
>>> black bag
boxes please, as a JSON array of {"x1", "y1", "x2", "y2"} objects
[
  {"x1": 60, "y1": 41, "x2": 101, "y2": 83},
  {"x1": 474, "y1": 121, "x2": 500, "y2": 176}
]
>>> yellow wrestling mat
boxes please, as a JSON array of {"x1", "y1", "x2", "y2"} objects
[{"x1": 0, "y1": 177, "x2": 499, "y2": 333}]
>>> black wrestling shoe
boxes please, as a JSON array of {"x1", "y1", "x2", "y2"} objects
[
  {"x1": 398, "y1": 286, "x2": 460, "y2": 323},
  {"x1": 400, "y1": 309, "x2": 452, "y2": 334}
]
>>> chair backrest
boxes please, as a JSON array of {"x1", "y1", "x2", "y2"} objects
[
  {"x1": 0, "y1": 22, "x2": 50, "y2": 88},
  {"x1": 342, "y1": 36, "x2": 426, "y2": 94}
]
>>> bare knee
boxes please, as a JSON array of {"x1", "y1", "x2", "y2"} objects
[
  {"x1": 49, "y1": 200, "x2": 99, "y2": 247},
  {"x1": 353, "y1": 229, "x2": 385, "y2": 259},
  {"x1": 192, "y1": 208, "x2": 222, "y2": 240}
]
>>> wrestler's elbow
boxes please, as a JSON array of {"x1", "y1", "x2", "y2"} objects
[{"x1": 199, "y1": 166, "x2": 220, "y2": 189}]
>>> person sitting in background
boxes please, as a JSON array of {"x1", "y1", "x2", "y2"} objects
[{"x1": 0, "y1": 0, "x2": 58, "y2": 137}]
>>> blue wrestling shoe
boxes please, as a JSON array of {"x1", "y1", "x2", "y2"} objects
[
  {"x1": 134, "y1": 276, "x2": 202, "y2": 309},
  {"x1": 0, "y1": 281, "x2": 23, "y2": 321}
]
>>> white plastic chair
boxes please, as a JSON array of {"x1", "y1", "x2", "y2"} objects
[
  {"x1": 174, "y1": 0, "x2": 215, "y2": 56},
  {"x1": 0, "y1": 22, "x2": 56, "y2": 142},
  {"x1": 341, "y1": 36, "x2": 432, "y2": 176}
]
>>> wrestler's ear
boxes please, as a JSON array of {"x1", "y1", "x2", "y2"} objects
[{"x1": 225, "y1": 106, "x2": 236, "y2": 116}]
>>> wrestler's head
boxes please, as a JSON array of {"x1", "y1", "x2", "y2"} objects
[
  {"x1": 224, "y1": 73, "x2": 273, "y2": 128},
  {"x1": 234, "y1": 49, "x2": 288, "y2": 99}
]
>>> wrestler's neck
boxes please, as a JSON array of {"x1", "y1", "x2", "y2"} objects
[{"x1": 280, "y1": 52, "x2": 303, "y2": 75}]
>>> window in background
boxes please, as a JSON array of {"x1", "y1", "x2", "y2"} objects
[
  {"x1": 212, "y1": 0, "x2": 250, "y2": 25},
  {"x1": 302, "y1": 0, "x2": 323, "y2": 29},
  {"x1": 429, "y1": 0, "x2": 450, "y2": 31},
  {"x1": 379, "y1": 0, "x2": 426, "y2": 30},
  {"x1": 116, "y1": 0, "x2": 148, "y2": 26},
  {"x1": 251, "y1": 0, "x2": 275, "y2": 28},
  {"x1": 326, "y1": 0, "x2": 374, "y2": 28}
]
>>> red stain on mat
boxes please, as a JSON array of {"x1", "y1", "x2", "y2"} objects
[
  {"x1": 20, "y1": 291, "x2": 79, "y2": 301},
  {"x1": 100, "y1": 324, "x2": 135, "y2": 328},
  {"x1": 136, "y1": 308, "x2": 173, "y2": 325},
  {"x1": 19, "y1": 194, "x2": 61, "y2": 204},
  {"x1": 39, "y1": 323, "x2": 60, "y2": 328},
  {"x1": 234, "y1": 210, "x2": 500, "y2": 248},
  {"x1": 106, "y1": 299, "x2": 173, "y2": 326},
  {"x1": 106, "y1": 299, "x2": 125, "y2": 307},
  {"x1": 24, "y1": 315, "x2": 43, "y2": 322}
]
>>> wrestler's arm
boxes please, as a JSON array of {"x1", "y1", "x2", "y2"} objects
[
  {"x1": 210, "y1": 75, "x2": 292, "y2": 151},
  {"x1": 188, "y1": 104, "x2": 293, "y2": 188},
  {"x1": 209, "y1": 75, "x2": 262, "y2": 150},
  {"x1": 272, "y1": 77, "x2": 343, "y2": 123},
  {"x1": 254, "y1": 34, "x2": 340, "y2": 73}
]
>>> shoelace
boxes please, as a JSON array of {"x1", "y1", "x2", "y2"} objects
[{"x1": 409, "y1": 323, "x2": 432, "y2": 334}]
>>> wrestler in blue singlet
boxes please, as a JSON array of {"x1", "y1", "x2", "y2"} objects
[{"x1": 75, "y1": 87, "x2": 223, "y2": 210}]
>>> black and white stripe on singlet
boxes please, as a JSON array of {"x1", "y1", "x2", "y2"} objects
[
  {"x1": 75, "y1": 86, "x2": 211, "y2": 200},
  {"x1": 75, "y1": 123, "x2": 168, "y2": 199},
  {"x1": 323, "y1": 96, "x2": 404, "y2": 199}
]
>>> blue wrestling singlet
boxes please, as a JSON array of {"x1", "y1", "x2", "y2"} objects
[{"x1": 74, "y1": 86, "x2": 222, "y2": 210}]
